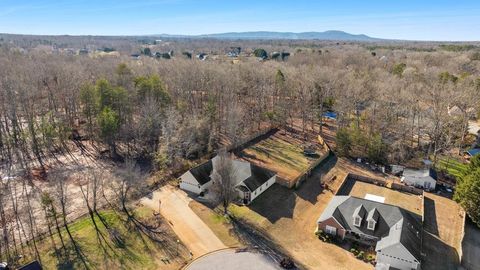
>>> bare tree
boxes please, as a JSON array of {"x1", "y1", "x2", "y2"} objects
[{"x1": 211, "y1": 150, "x2": 237, "y2": 214}]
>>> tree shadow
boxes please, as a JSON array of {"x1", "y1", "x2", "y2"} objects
[
  {"x1": 423, "y1": 197, "x2": 439, "y2": 236},
  {"x1": 56, "y1": 242, "x2": 91, "y2": 270}
]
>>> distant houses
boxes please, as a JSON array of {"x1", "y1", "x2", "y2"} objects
[
  {"x1": 317, "y1": 196, "x2": 422, "y2": 270},
  {"x1": 179, "y1": 155, "x2": 276, "y2": 205},
  {"x1": 196, "y1": 53, "x2": 208, "y2": 61}
]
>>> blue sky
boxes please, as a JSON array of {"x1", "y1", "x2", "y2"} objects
[{"x1": 0, "y1": 0, "x2": 479, "y2": 41}]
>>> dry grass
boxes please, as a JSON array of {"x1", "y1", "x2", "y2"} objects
[
  {"x1": 422, "y1": 193, "x2": 464, "y2": 270},
  {"x1": 189, "y1": 201, "x2": 242, "y2": 248},
  {"x1": 17, "y1": 207, "x2": 187, "y2": 270},
  {"x1": 342, "y1": 180, "x2": 423, "y2": 216},
  {"x1": 238, "y1": 129, "x2": 326, "y2": 182},
  {"x1": 228, "y1": 156, "x2": 373, "y2": 270}
]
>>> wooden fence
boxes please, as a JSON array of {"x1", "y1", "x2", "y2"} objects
[
  {"x1": 391, "y1": 182, "x2": 423, "y2": 195},
  {"x1": 336, "y1": 173, "x2": 423, "y2": 196}
]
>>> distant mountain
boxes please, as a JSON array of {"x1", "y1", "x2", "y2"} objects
[{"x1": 159, "y1": 31, "x2": 380, "y2": 41}]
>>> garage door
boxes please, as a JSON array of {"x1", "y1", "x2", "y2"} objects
[{"x1": 325, "y1": 225, "x2": 337, "y2": 235}]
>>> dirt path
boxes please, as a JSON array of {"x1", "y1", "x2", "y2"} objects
[{"x1": 140, "y1": 186, "x2": 226, "y2": 258}]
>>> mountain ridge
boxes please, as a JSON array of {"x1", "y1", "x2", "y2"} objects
[{"x1": 158, "y1": 30, "x2": 381, "y2": 41}]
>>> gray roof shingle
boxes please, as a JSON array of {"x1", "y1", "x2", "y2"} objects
[
  {"x1": 189, "y1": 160, "x2": 213, "y2": 185},
  {"x1": 317, "y1": 196, "x2": 422, "y2": 261},
  {"x1": 242, "y1": 164, "x2": 276, "y2": 192}
]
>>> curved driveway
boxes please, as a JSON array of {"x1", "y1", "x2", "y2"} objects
[{"x1": 141, "y1": 185, "x2": 226, "y2": 258}]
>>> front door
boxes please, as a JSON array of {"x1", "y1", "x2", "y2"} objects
[{"x1": 244, "y1": 192, "x2": 251, "y2": 204}]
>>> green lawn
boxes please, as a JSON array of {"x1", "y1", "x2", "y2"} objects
[
  {"x1": 437, "y1": 156, "x2": 468, "y2": 179},
  {"x1": 17, "y1": 208, "x2": 186, "y2": 270}
]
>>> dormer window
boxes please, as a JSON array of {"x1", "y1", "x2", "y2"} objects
[
  {"x1": 352, "y1": 204, "x2": 366, "y2": 227},
  {"x1": 367, "y1": 220, "x2": 376, "y2": 230},
  {"x1": 366, "y1": 208, "x2": 379, "y2": 231},
  {"x1": 354, "y1": 216, "x2": 362, "y2": 226}
]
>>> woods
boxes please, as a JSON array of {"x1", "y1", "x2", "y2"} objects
[{"x1": 0, "y1": 37, "x2": 480, "y2": 266}]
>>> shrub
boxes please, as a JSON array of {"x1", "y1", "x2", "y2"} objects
[
  {"x1": 356, "y1": 251, "x2": 365, "y2": 260},
  {"x1": 367, "y1": 254, "x2": 375, "y2": 262}
]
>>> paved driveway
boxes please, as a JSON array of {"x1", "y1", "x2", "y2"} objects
[
  {"x1": 186, "y1": 249, "x2": 281, "y2": 270},
  {"x1": 140, "y1": 186, "x2": 226, "y2": 258}
]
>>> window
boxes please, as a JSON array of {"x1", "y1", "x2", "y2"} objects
[
  {"x1": 367, "y1": 220, "x2": 375, "y2": 230},
  {"x1": 354, "y1": 217, "x2": 361, "y2": 226},
  {"x1": 325, "y1": 225, "x2": 337, "y2": 235}
]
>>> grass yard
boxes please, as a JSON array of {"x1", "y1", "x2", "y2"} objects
[
  {"x1": 17, "y1": 207, "x2": 187, "y2": 270},
  {"x1": 338, "y1": 178, "x2": 423, "y2": 216},
  {"x1": 189, "y1": 201, "x2": 242, "y2": 248},
  {"x1": 228, "y1": 156, "x2": 372, "y2": 270},
  {"x1": 437, "y1": 156, "x2": 468, "y2": 180},
  {"x1": 422, "y1": 193, "x2": 465, "y2": 270},
  {"x1": 237, "y1": 129, "x2": 325, "y2": 182}
]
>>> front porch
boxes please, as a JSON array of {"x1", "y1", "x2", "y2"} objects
[
  {"x1": 344, "y1": 231, "x2": 378, "y2": 246},
  {"x1": 236, "y1": 185, "x2": 252, "y2": 205}
]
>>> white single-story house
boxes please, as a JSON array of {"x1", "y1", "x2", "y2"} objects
[
  {"x1": 179, "y1": 155, "x2": 276, "y2": 204},
  {"x1": 401, "y1": 168, "x2": 437, "y2": 190}
]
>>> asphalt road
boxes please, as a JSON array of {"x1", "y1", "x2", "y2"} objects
[{"x1": 186, "y1": 249, "x2": 281, "y2": 270}]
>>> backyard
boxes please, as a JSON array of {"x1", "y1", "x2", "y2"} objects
[
  {"x1": 337, "y1": 177, "x2": 423, "y2": 216},
  {"x1": 422, "y1": 192, "x2": 465, "y2": 270},
  {"x1": 436, "y1": 155, "x2": 468, "y2": 180},
  {"x1": 227, "y1": 156, "x2": 373, "y2": 270},
  {"x1": 236, "y1": 128, "x2": 329, "y2": 184}
]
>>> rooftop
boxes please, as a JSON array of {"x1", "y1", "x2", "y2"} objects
[{"x1": 318, "y1": 195, "x2": 422, "y2": 261}]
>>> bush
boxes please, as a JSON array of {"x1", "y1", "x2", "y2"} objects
[
  {"x1": 367, "y1": 254, "x2": 375, "y2": 262},
  {"x1": 356, "y1": 251, "x2": 365, "y2": 260},
  {"x1": 392, "y1": 63, "x2": 407, "y2": 77}
]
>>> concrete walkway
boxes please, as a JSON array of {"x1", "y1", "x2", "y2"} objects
[{"x1": 140, "y1": 186, "x2": 226, "y2": 258}]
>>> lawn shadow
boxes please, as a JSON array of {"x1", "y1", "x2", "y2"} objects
[
  {"x1": 423, "y1": 197, "x2": 439, "y2": 236},
  {"x1": 422, "y1": 230, "x2": 459, "y2": 270},
  {"x1": 247, "y1": 184, "x2": 297, "y2": 223},
  {"x1": 245, "y1": 154, "x2": 337, "y2": 223},
  {"x1": 336, "y1": 177, "x2": 355, "y2": 196},
  {"x1": 295, "y1": 155, "x2": 337, "y2": 204},
  {"x1": 56, "y1": 241, "x2": 92, "y2": 270}
]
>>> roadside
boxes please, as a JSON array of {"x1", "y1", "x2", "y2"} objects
[{"x1": 140, "y1": 185, "x2": 226, "y2": 258}]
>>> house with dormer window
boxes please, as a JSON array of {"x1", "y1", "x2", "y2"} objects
[{"x1": 317, "y1": 196, "x2": 422, "y2": 270}]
